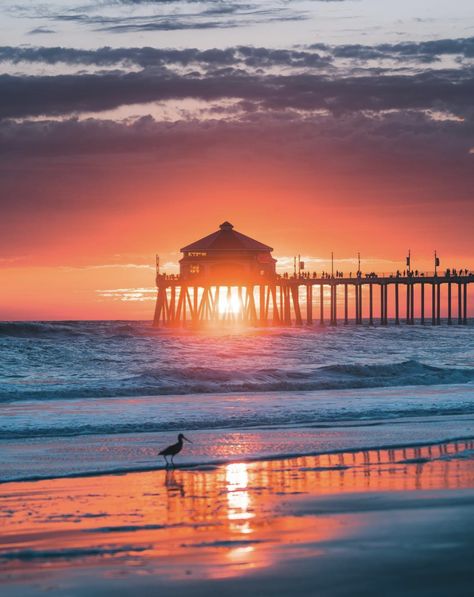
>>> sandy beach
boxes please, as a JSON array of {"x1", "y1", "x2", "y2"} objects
[{"x1": 2, "y1": 438, "x2": 474, "y2": 596}]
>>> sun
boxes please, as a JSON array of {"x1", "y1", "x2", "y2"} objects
[{"x1": 217, "y1": 289, "x2": 241, "y2": 315}]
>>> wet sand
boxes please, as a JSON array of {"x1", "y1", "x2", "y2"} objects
[{"x1": 1, "y1": 439, "x2": 474, "y2": 596}]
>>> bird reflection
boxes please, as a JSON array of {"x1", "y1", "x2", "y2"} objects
[{"x1": 165, "y1": 469, "x2": 185, "y2": 497}]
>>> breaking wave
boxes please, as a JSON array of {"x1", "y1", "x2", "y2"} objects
[{"x1": 1, "y1": 359, "x2": 473, "y2": 402}]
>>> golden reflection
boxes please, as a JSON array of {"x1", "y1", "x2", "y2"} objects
[
  {"x1": 1, "y1": 439, "x2": 474, "y2": 583},
  {"x1": 226, "y1": 462, "x2": 253, "y2": 524}
]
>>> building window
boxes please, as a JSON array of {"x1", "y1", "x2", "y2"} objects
[
  {"x1": 190, "y1": 264, "x2": 200, "y2": 274},
  {"x1": 188, "y1": 252, "x2": 207, "y2": 257}
]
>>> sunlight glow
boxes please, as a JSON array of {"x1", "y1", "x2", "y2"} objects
[
  {"x1": 217, "y1": 288, "x2": 241, "y2": 315},
  {"x1": 226, "y1": 462, "x2": 254, "y2": 524}
]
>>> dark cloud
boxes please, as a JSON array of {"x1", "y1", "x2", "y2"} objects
[
  {"x1": 1, "y1": 66, "x2": 473, "y2": 120},
  {"x1": 1, "y1": 111, "x2": 472, "y2": 163},
  {"x1": 3, "y1": 37, "x2": 474, "y2": 71},
  {"x1": 310, "y1": 37, "x2": 474, "y2": 63},
  {"x1": 27, "y1": 26, "x2": 56, "y2": 35},
  {"x1": 0, "y1": 44, "x2": 332, "y2": 70}
]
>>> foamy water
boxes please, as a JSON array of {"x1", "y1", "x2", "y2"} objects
[{"x1": 1, "y1": 321, "x2": 474, "y2": 481}]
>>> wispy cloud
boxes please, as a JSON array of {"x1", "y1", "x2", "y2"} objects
[
  {"x1": 9, "y1": 0, "x2": 309, "y2": 34},
  {"x1": 96, "y1": 286, "x2": 156, "y2": 301}
]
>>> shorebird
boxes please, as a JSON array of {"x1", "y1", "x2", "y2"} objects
[{"x1": 159, "y1": 433, "x2": 192, "y2": 467}]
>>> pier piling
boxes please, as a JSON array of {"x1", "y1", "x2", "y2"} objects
[{"x1": 154, "y1": 274, "x2": 473, "y2": 327}]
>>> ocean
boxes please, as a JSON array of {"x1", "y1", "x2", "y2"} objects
[{"x1": 1, "y1": 321, "x2": 474, "y2": 482}]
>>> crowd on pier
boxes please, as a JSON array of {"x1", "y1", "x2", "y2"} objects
[
  {"x1": 280, "y1": 268, "x2": 474, "y2": 280},
  {"x1": 157, "y1": 269, "x2": 474, "y2": 282}
]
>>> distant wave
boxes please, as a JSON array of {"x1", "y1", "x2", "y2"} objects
[
  {"x1": 1, "y1": 359, "x2": 473, "y2": 402},
  {"x1": 0, "y1": 320, "x2": 154, "y2": 339},
  {"x1": 0, "y1": 321, "x2": 91, "y2": 338}
]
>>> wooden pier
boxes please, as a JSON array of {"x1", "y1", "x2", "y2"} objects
[
  {"x1": 153, "y1": 222, "x2": 473, "y2": 327},
  {"x1": 153, "y1": 274, "x2": 473, "y2": 327}
]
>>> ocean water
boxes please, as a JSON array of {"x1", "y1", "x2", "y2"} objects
[{"x1": 1, "y1": 321, "x2": 474, "y2": 481}]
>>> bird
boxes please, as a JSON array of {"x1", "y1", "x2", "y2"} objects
[{"x1": 159, "y1": 433, "x2": 192, "y2": 467}]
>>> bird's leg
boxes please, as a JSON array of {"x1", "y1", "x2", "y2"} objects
[
  {"x1": 171, "y1": 455, "x2": 175, "y2": 468},
  {"x1": 164, "y1": 455, "x2": 169, "y2": 468}
]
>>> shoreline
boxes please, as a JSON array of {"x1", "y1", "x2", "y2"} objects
[
  {"x1": 2, "y1": 404, "x2": 474, "y2": 483},
  {"x1": 1, "y1": 438, "x2": 474, "y2": 596},
  {"x1": 2, "y1": 431, "x2": 474, "y2": 485}
]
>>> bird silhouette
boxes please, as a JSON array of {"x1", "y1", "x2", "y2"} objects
[{"x1": 159, "y1": 433, "x2": 192, "y2": 467}]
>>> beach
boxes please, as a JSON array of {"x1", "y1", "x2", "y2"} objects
[
  {"x1": 2, "y1": 439, "x2": 474, "y2": 596},
  {"x1": 1, "y1": 322, "x2": 474, "y2": 594}
]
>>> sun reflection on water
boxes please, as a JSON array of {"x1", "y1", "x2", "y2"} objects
[
  {"x1": 2, "y1": 440, "x2": 474, "y2": 583},
  {"x1": 226, "y1": 462, "x2": 254, "y2": 527}
]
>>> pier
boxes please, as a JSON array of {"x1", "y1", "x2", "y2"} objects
[
  {"x1": 153, "y1": 273, "x2": 473, "y2": 327},
  {"x1": 153, "y1": 222, "x2": 473, "y2": 327}
]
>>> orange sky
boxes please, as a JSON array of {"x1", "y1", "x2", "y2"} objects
[
  {"x1": 1, "y1": 2, "x2": 474, "y2": 320},
  {"x1": 2, "y1": 150, "x2": 473, "y2": 320}
]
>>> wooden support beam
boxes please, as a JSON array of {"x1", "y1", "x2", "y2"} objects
[
  {"x1": 447, "y1": 283, "x2": 452, "y2": 325},
  {"x1": 320, "y1": 284, "x2": 324, "y2": 325},
  {"x1": 271, "y1": 286, "x2": 280, "y2": 324},
  {"x1": 197, "y1": 286, "x2": 209, "y2": 321},
  {"x1": 248, "y1": 286, "x2": 258, "y2": 323},
  {"x1": 162, "y1": 288, "x2": 169, "y2": 324},
  {"x1": 279, "y1": 285, "x2": 283, "y2": 324},
  {"x1": 264, "y1": 286, "x2": 271, "y2": 322},
  {"x1": 432, "y1": 284, "x2": 436, "y2": 325},
  {"x1": 153, "y1": 288, "x2": 163, "y2": 326},
  {"x1": 175, "y1": 286, "x2": 185, "y2": 324},
  {"x1": 421, "y1": 283, "x2": 425, "y2": 324},
  {"x1": 406, "y1": 283, "x2": 410, "y2": 324},
  {"x1": 458, "y1": 283, "x2": 462, "y2": 324},
  {"x1": 395, "y1": 283, "x2": 399, "y2": 324},
  {"x1": 169, "y1": 286, "x2": 176, "y2": 324},
  {"x1": 380, "y1": 284, "x2": 385, "y2": 325},
  {"x1": 329, "y1": 284, "x2": 334, "y2": 325},
  {"x1": 369, "y1": 284, "x2": 373, "y2": 325},
  {"x1": 344, "y1": 284, "x2": 348, "y2": 325},
  {"x1": 306, "y1": 285, "x2": 313, "y2": 325},
  {"x1": 463, "y1": 283, "x2": 468, "y2": 324},
  {"x1": 292, "y1": 285, "x2": 303, "y2": 325},
  {"x1": 355, "y1": 284, "x2": 360, "y2": 324},
  {"x1": 332, "y1": 284, "x2": 337, "y2": 326},
  {"x1": 284, "y1": 286, "x2": 291, "y2": 325},
  {"x1": 436, "y1": 283, "x2": 441, "y2": 325}
]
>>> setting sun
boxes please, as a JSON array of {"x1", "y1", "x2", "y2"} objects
[{"x1": 217, "y1": 288, "x2": 242, "y2": 316}]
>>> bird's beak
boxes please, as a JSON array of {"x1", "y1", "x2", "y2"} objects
[{"x1": 183, "y1": 436, "x2": 192, "y2": 443}]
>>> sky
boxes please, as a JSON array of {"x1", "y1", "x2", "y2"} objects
[{"x1": 1, "y1": 0, "x2": 473, "y2": 319}]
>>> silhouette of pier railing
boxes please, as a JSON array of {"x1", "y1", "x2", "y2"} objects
[{"x1": 153, "y1": 270, "x2": 473, "y2": 327}]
